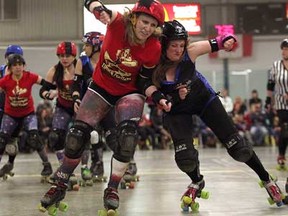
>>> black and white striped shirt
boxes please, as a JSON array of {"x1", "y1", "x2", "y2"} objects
[{"x1": 269, "y1": 60, "x2": 288, "y2": 110}]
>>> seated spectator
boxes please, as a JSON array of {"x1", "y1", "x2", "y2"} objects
[
  {"x1": 249, "y1": 103, "x2": 269, "y2": 146},
  {"x1": 233, "y1": 96, "x2": 247, "y2": 116},
  {"x1": 249, "y1": 89, "x2": 262, "y2": 110}
]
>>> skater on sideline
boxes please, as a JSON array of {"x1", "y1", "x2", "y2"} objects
[
  {"x1": 39, "y1": 41, "x2": 77, "y2": 168},
  {"x1": 152, "y1": 20, "x2": 283, "y2": 208},
  {"x1": 265, "y1": 39, "x2": 288, "y2": 171},
  {"x1": 0, "y1": 54, "x2": 52, "y2": 179},
  {"x1": 40, "y1": 0, "x2": 168, "y2": 214}
]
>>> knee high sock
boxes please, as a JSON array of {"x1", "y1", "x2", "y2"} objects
[
  {"x1": 245, "y1": 151, "x2": 269, "y2": 181},
  {"x1": 108, "y1": 157, "x2": 128, "y2": 189}
]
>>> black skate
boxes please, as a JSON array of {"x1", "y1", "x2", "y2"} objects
[
  {"x1": 40, "y1": 162, "x2": 53, "y2": 183},
  {"x1": 181, "y1": 179, "x2": 209, "y2": 213},
  {"x1": 0, "y1": 162, "x2": 14, "y2": 180},
  {"x1": 98, "y1": 187, "x2": 119, "y2": 216},
  {"x1": 259, "y1": 175, "x2": 285, "y2": 206},
  {"x1": 91, "y1": 161, "x2": 107, "y2": 182},
  {"x1": 80, "y1": 166, "x2": 93, "y2": 187},
  {"x1": 38, "y1": 182, "x2": 68, "y2": 215}
]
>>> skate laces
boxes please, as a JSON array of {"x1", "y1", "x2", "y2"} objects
[
  {"x1": 105, "y1": 187, "x2": 119, "y2": 200},
  {"x1": 265, "y1": 180, "x2": 281, "y2": 201}
]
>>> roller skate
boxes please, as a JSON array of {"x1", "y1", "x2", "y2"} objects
[
  {"x1": 79, "y1": 165, "x2": 93, "y2": 187},
  {"x1": 259, "y1": 175, "x2": 285, "y2": 206},
  {"x1": 67, "y1": 174, "x2": 80, "y2": 191},
  {"x1": 120, "y1": 162, "x2": 139, "y2": 189},
  {"x1": 41, "y1": 162, "x2": 53, "y2": 184},
  {"x1": 0, "y1": 162, "x2": 14, "y2": 181},
  {"x1": 276, "y1": 155, "x2": 287, "y2": 171},
  {"x1": 98, "y1": 187, "x2": 119, "y2": 216},
  {"x1": 180, "y1": 179, "x2": 209, "y2": 213},
  {"x1": 38, "y1": 181, "x2": 69, "y2": 216},
  {"x1": 91, "y1": 161, "x2": 107, "y2": 183}
]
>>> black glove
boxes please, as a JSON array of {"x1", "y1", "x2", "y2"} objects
[
  {"x1": 151, "y1": 91, "x2": 166, "y2": 105},
  {"x1": 44, "y1": 92, "x2": 53, "y2": 100},
  {"x1": 265, "y1": 97, "x2": 271, "y2": 109},
  {"x1": 72, "y1": 95, "x2": 81, "y2": 107}
]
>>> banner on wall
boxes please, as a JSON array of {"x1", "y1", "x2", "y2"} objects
[{"x1": 83, "y1": 3, "x2": 202, "y2": 35}]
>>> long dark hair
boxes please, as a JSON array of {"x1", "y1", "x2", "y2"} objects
[{"x1": 53, "y1": 59, "x2": 77, "y2": 89}]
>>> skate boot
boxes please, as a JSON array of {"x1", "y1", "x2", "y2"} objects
[
  {"x1": 120, "y1": 162, "x2": 139, "y2": 189},
  {"x1": 80, "y1": 165, "x2": 93, "y2": 187},
  {"x1": 67, "y1": 173, "x2": 80, "y2": 191},
  {"x1": 276, "y1": 155, "x2": 287, "y2": 171},
  {"x1": 180, "y1": 179, "x2": 209, "y2": 213},
  {"x1": 38, "y1": 181, "x2": 69, "y2": 215},
  {"x1": 259, "y1": 175, "x2": 285, "y2": 206},
  {"x1": 92, "y1": 161, "x2": 107, "y2": 182},
  {"x1": 98, "y1": 187, "x2": 119, "y2": 216},
  {"x1": 41, "y1": 162, "x2": 53, "y2": 183},
  {"x1": 0, "y1": 162, "x2": 14, "y2": 180}
]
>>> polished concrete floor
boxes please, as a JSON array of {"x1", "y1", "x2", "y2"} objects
[{"x1": 1, "y1": 146, "x2": 288, "y2": 216}]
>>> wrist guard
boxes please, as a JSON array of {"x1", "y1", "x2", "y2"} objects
[
  {"x1": 84, "y1": 0, "x2": 98, "y2": 11},
  {"x1": 92, "y1": 1, "x2": 112, "y2": 19},
  {"x1": 209, "y1": 33, "x2": 237, "y2": 52},
  {"x1": 151, "y1": 90, "x2": 165, "y2": 105}
]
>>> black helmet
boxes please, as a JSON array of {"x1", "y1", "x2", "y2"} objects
[
  {"x1": 161, "y1": 20, "x2": 188, "y2": 53},
  {"x1": 281, "y1": 39, "x2": 288, "y2": 49},
  {"x1": 7, "y1": 54, "x2": 25, "y2": 68},
  {"x1": 162, "y1": 20, "x2": 188, "y2": 41}
]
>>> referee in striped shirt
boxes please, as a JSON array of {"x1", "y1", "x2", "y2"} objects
[{"x1": 265, "y1": 39, "x2": 288, "y2": 169}]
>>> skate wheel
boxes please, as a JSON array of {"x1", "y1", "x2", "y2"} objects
[
  {"x1": 258, "y1": 181, "x2": 264, "y2": 188},
  {"x1": 180, "y1": 202, "x2": 189, "y2": 212},
  {"x1": 38, "y1": 203, "x2": 47, "y2": 213},
  {"x1": 200, "y1": 190, "x2": 210, "y2": 199},
  {"x1": 58, "y1": 202, "x2": 68, "y2": 212},
  {"x1": 267, "y1": 197, "x2": 275, "y2": 205},
  {"x1": 98, "y1": 209, "x2": 107, "y2": 216},
  {"x1": 3, "y1": 174, "x2": 8, "y2": 180},
  {"x1": 73, "y1": 184, "x2": 80, "y2": 191},
  {"x1": 128, "y1": 182, "x2": 135, "y2": 189},
  {"x1": 47, "y1": 205, "x2": 58, "y2": 216},
  {"x1": 182, "y1": 196, "x2": 192, "y2": 205},
  {"x1": 191, "y1": 201, "x2": 199, "y2": 212},
  {"x1": 120, "y1": 182, "x2": 126, "y2": 189},
  {"x1": 9, "y1": 172, "x2": 14, "y2": 177},
  {"x1": 107, "y1": 209, "x2": 118, "y2": 216}
]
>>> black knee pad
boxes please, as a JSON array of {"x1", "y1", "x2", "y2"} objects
[
  {"x1": 65, "y1": 120, "x2": 92, "y2": 159},
  {"x1": 225, "y1": 133, "x2": 253, "y2": 162},
  {"x1": 105, "y1": 128, "x2": 117, "y2": 152},
  {"x1": 175, "y1": 143, "x2": 199, "y2": 173},
  {"x1": 114, "y1": 120, "x2": 138, "y2": 162},
  {"x1": 0, "y1": 132, "x2": 8, "y2": 152},
  {"x1": 27, "y1": 130, "x2": 44, "y2": 151},
  {"x1": 48, "y1": 129, "x2": 66, "y2": 151}
]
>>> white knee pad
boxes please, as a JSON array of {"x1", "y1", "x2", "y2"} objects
[
  {"x1": 5, "y1": 138, "x2": 18, "y2": 156},
  {"x1": 90, "y1": 130, "x2": 99, "y2": 145}
]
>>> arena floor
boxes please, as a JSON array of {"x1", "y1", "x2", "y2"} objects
[{"x1": 1, "y1": 146, "x2": 288, "y2": 216}]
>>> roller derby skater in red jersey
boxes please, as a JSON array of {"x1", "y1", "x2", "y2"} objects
[
  {"x1": 0, "y1": 54, "x2": 53, "y2": 182},
  {"x1": 151, "y1": 20, "x2": 284, "y2": 212},
  {"x1": 0, "y1": 45, "x2": 52, "y2": 182},
  {"x1": 40, "y1": 0, "x2": 165, "y2": 215}
]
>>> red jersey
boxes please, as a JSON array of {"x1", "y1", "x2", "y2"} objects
[
  {"x1": 57, "y1": 79, "x2": 74, "y2": 109},
  {"x1": 92, "y1": 13, "x2": 161, "y2": 96},
  {"x1": 0, "y1": 71, "x2": 38, "y2": 117}
]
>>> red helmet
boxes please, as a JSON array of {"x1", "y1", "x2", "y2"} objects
[
  {"x1": 56, "y1": 41, "x2": 77, "y2": 56},
  {"x1": 132, "y1": 0, "x2": 165, "y2": 26}
]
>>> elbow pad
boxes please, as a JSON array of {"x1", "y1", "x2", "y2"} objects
[
  {"x1": 39, "y1": 81, "x2": 56, "y2": 99},
  {"x1": 72, "y1": 74, "x2": 84, "y2": 95},
  {"x1": 136, "y1": 67, "x2": 154, "y2": 94},
  {"x1": 267, "y1": 80, "x2": 275, "y2": 91}
]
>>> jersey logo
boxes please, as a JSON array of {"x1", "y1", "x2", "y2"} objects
[
  {"x1": 102, "y1": 49, "x2": 137, "y2": 83},
  {"x1": 9, "y1": 85, "x2": 28, "y2": 107}
]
